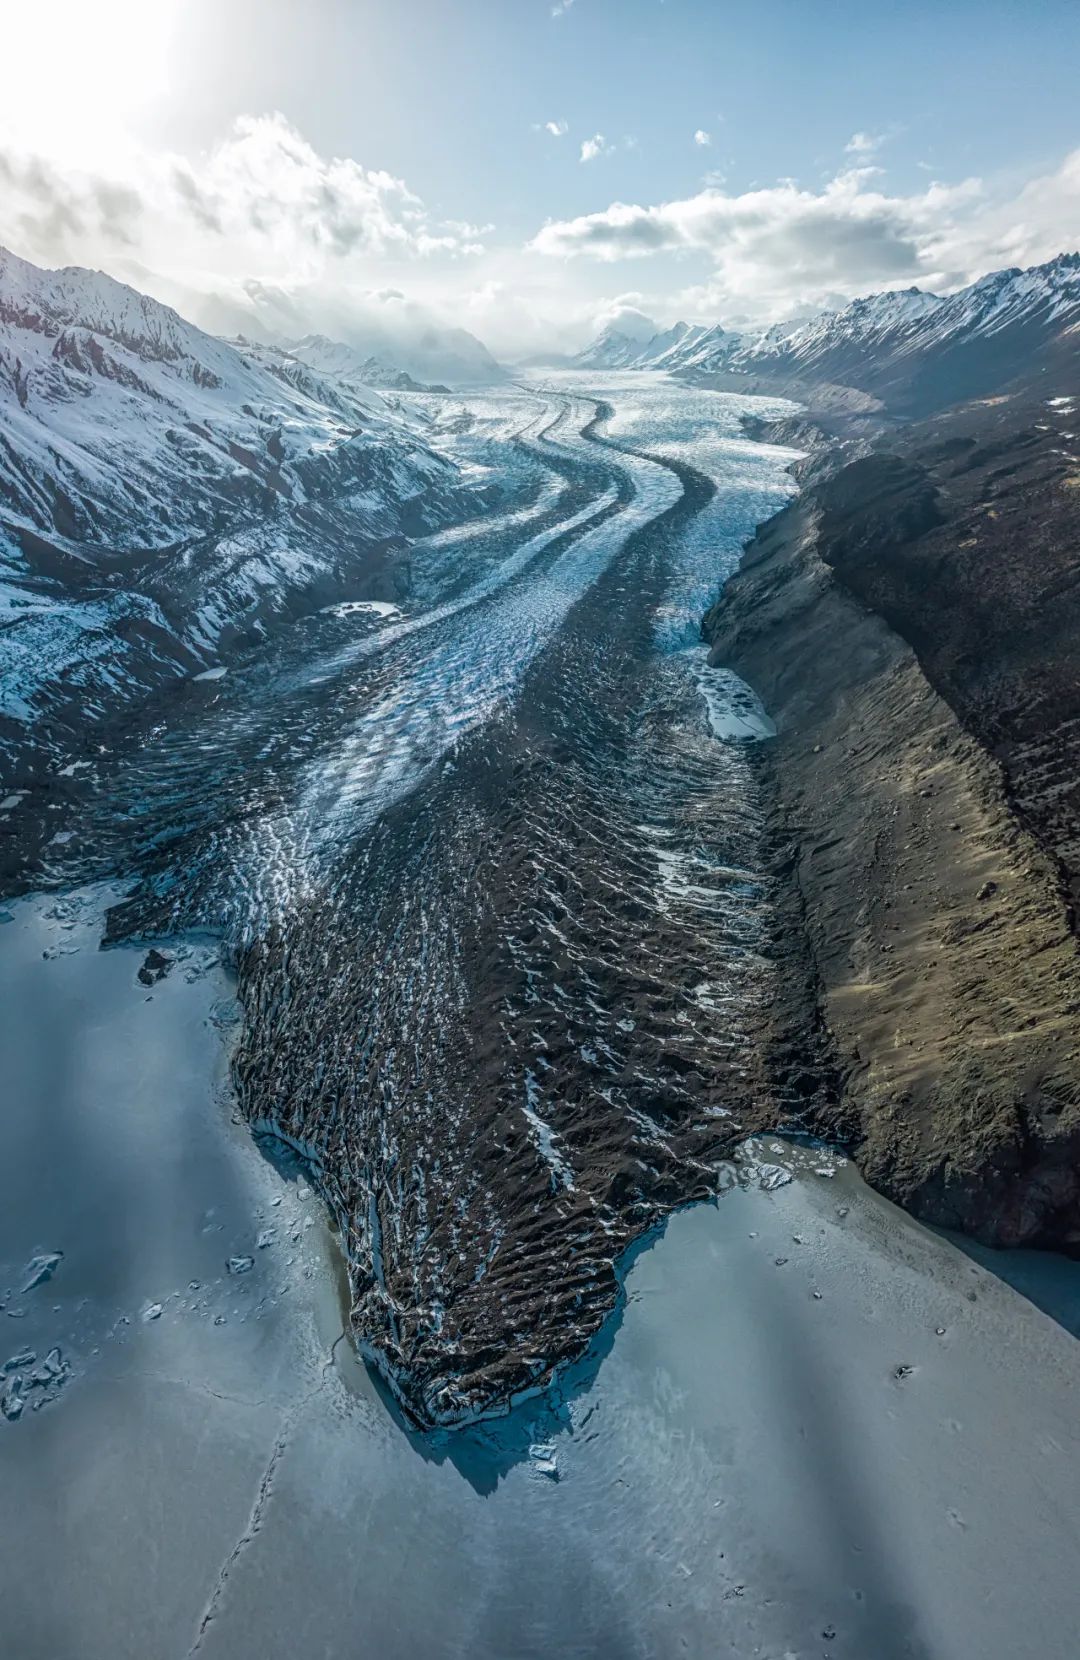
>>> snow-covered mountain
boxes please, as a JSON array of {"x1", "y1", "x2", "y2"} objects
[
  {"x1": 573, "y1": 319, "x2": 718, "y2": 371},
  {"x1": 574, "y1": 326, "x2": 654, "y2": 369},
  {"x1": 644, "y1": 321, "x2": 746, "y2": 373},
  {"x1": 286, "y1": 334, "x2": 450, "y2": 394},
  {"x1": 585, "y1": 255, "x2": 1080, "y2": 413},
  {"x1": 285, "y1": 321, "x2": 504, "y2": 388},
  {"x1": 642, "y1": 321, "x2": 714, "y2": 368},
  {"x1": 0, "y1": 247, "x2": 478, "y2": 772},
  {"x1": 713, "y1": 258, "x2": 1080, "y2": 409},
  {"x1": 742, "y1": 287, "x2": 944, "y2": 370}
]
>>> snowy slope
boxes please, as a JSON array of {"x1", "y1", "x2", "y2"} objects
[
  {"x1": 642, "y1": 321, "x2": 713, "y2": 368},
  {"x1": 645, "y1": 322, "x2": 746, "y2": 374},
  {"x1": 0, "y1": 247, "x2": 477, "y2": 763},
  {"x1": 574, "y1": 320, "x2": 717, "y2": 371},
  {"x1": 760, "y1": 254, "x2": 1080, "y2": 410},
  {"x1": 0, "y1": 247, "x2": 463, "y2": 550},
  {"x1": 738, "y1": 288, "x2": 944, "y2": 371},
  {"x1": 575, "y1": 255, "x2": 1080, "y2": 412},
  {"x1": 573, "y1": 326, "x2": 652, "y2": 369}
]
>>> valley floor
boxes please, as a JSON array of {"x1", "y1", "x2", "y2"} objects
[{"x1": 4, "y1": 372, "x2": 1080, "y2": 1656}]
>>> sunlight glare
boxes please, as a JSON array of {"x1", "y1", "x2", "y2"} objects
[{"x1": 1, "y1": 0, "x2": 178, "y2": 162}]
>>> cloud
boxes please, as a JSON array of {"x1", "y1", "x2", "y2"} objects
[
  {"x1": 198, "y1": 114, "x2": 488, "y2": 259},
  {"x1": 0, "y1": 149, "x2": 146, "y2": 253},
  {"x1": 551, "y1": 0, "x2": 576, "y2": 14},
  {"x1": 942, "y1": 145, "x2": 1080, "y2": 274},
  {"x1": 544, "y1": 120, "x2": 568, "y2": 137},
  {"x1": 528, "y1": 152, "x2": 1080, "y2": 320},
  {"x1": 0, "y1": 110, "x2": 595, "y2": 359},
  {"x1": 0, "y1": 113, "x2": 489, "y2": 279},
  {"x1": 580, "y1": 134, "x2": 614, "y2": 164},
  {"x1": 694, "y1": 130, "x2": 711, "y2": 148},
  {"x1": 845, "y1": 131, "x2": 882, "y2": 157},
  {"x1": 591, "y1": 297, "x2": 658, "y2": 340},
  {"x1": 4, "y1": 96, "x2": 1080, "y2": 361}
]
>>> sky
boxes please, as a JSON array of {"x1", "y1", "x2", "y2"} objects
[{"x1": 2, "y1": 0, "x2": 1079, "y2": 358}]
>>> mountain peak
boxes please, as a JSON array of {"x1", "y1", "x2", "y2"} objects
[{"x1": 571, "y1": 250, "x2": 1080, "y2": 416}]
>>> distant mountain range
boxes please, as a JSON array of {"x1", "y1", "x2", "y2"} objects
[
  {"x1": 284, "y1": 323, "x2": 504, "y2": 390},
  {"x1": 5, "y1": 239, "x2": 1080, "y2": 798},
  {"x1": 574, "y1": 319, "x2": 714, "y2": 372},
  {"x1": 575, "y1": 254, "x2": 1080, "y2": 415},
  {"x1": 171, "y1": 277, "x2": 506, "y2": 390},
  {"x1": 285, "y1": 334, "x2": 453, "y2": 395}
]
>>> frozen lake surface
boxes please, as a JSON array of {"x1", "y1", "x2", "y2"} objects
[{"x1": 3, "y1": 889, "x2": 1080, "y2": 1659}]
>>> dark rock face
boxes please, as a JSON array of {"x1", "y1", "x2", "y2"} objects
[
  {"x1": 813, "y1": 402, "x2": 1080, "y2": 917},
  {"x1": 137, "y1": 947, "x2": 173, "y2": 986},
  {"x1": 706, "y1": 391, "x2": 1080, "y2": 1250}
]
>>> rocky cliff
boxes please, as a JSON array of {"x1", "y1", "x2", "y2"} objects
[{"x1": 705, "y1": 389, "x2": 1080, "y2": 1248}]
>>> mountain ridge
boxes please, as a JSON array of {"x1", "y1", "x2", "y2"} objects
[
  {"x1": 0, "y1": 245, "x2": 481, "y2": 788},
  {"x1": 574, "y1": 253, "x2": 1080, "y2": 415},
  {"x1": 283, "y1": 323, "x2": 504, "y2": 388}
]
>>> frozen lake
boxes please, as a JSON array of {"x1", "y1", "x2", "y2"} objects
[{"x1": 3, "y1": 888, "x2": 1080, "y2": 1659}]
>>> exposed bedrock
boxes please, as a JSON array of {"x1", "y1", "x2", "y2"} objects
[{"x1": 705, "y1": 399, "x2": 1080, "y2": 1249}]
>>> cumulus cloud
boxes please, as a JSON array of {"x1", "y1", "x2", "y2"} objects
[
  {"x1": 580, "y1": 134, "x2": 614, "y2": 164},
  {"x1": 552, "y1": 0, "x2": 576, "y2": 14},
  {"x1": 0, "y1": 149, "x2": 144, "y2": 253},
  {"x1": 591, "y1": 297, "x2": 658, "y2": 340},
  {"x1": 528, "y1": 151, "x2": 1080, "y2": 320},
  {"x1": 845, "y1": 131, "x2": 882, "y2": 157},
  {"x1": 194, "y1": 113, "x2": 488, "y2": 260},
  {"x1": 694, "y1": 130, "x2": 711, "y2": 148},
  {"x1": 0, "y1": 113, "x2": 488, "y2": 278},
  {"x1": 5, "y1": 96, "x2": 1080, "y2": 360}
]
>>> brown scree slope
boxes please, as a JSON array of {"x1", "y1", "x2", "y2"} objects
[{"x1": 705, "y1": 393, "x2": 1080, "y2": 1248}]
